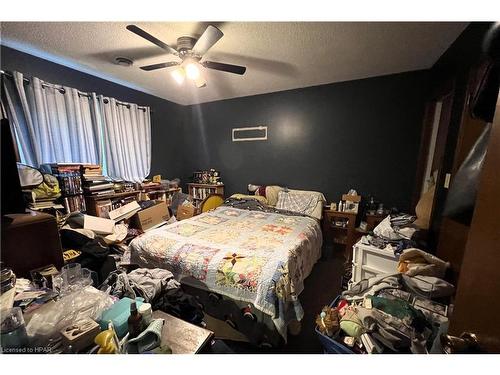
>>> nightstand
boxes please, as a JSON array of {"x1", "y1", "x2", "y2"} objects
[{"x1": 322, "y1": 209, "x2": 358, "y2": 262}]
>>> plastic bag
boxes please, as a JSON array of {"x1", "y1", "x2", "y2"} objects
[
  {"x1": 17, "y1": 163, "x2": 43, "y2": 188},
  {"x1": 398, "y1": 248, "x2": 450, "y2": 278},
  {"x1": 26, "y1": 286, "x2": 114, "y2": 345}
]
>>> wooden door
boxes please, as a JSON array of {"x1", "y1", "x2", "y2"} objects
[
  {"x1": 449, "y1": 92, "x2": 500, "y2": 352},
  {"x1": 412, "y1": 82, "x2": 455, "y2": 232}
]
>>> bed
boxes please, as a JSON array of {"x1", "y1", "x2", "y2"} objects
[{"x1": 128, "y1": 196, "x2": 323, "y2": 345}]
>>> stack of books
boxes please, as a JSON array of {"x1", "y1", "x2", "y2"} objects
[
  {"x1": 23, "y1": 190, "x2": 64, "y2": 211},
  {"x1": 81, "y1": 165, "x2": 115, "y2": 197}
]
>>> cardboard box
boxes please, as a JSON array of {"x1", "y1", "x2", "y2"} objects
[
  {"x1": 131, "y1": 201, "x2": 170, "y2": 231},
  {"x1": 108, "y1": 201, "x2": 141, "y2": 221},
  {"x1": 84, "y1": 214, "x2": 115, "y2": 235},
  {"x1": 176, "y1": 203, "x2": 196, "y2": 221}
]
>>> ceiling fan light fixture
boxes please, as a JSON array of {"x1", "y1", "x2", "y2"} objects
[
  {"x1": 127, "y1": 24, "x2": 246, "y2": 90},
  {"x1": 171, "y1": 67, "x2": 185, "y2": 85},
  {"x1": 185, "y1": 61, "x2": 201, "y2": 80}
]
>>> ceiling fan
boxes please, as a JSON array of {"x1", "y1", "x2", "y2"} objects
[{"x1": 126, "y1": 24, "x2": 246, "y2": 88}]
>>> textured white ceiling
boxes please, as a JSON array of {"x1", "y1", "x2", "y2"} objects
[{"x1": 0, "y1": 22, "x2": 467, "y2": 105}]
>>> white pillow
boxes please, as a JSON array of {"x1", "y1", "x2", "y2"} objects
[{"x1": 276, "y1": 189, "x2": 325, "y2": 219}]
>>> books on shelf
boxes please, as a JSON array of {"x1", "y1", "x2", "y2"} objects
[
  {"x1": 84, "y1": 182, "x2": 115, "y2": 192},
  {"x1": 41, "y1": 163, "x2": 83, "y2": 195},
  {"x1": 40, "y1": 163, "x2": 85, "y2": 214},
  {"x1": 29, "y1": 203, "x2": 65, "y2": 211},
  {"x1": 23, "y1": 191, "x2": 56, "y2": 204},
  {"x1": 82, "y1": 175, "x2": 107, "y2": 181},
  {"x1": 81, "y1": 164, "x2": 102, "y2": 175},
  {"x1": 81, "y1": 165, "x2": 115, "y2": 201},
  {"x1": 27, "y1": 199, "x2": 65, "y2": 211},
  {"x1": 89, "y1": 189, "x2": 115, "y2": 196},
  {"x1": 190, "y1": 186, "x2": 217, "y2": 200},
  {"x1": 64, "y1": 195, "x2": 86, "y2": 213}
]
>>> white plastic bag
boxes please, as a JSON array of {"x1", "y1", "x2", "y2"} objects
[{"x1": 26, "y1": 286, "x2": 114, "y2": 345}]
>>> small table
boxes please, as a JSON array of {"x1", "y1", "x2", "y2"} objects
[
  {"x1": 322, "y1": 209, "x2": 358, "y2": 262},
  {"x1": 152, "y1": 310, "x2": 214, "y2": 354}
]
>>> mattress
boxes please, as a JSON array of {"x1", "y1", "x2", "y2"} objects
[{"x1": 128, "y1": 205, "x2": 322, "y2": 339}]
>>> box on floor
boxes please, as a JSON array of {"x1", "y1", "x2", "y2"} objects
[{"x1": 131, "y1": 201, "x2": 170, "y2": 231}]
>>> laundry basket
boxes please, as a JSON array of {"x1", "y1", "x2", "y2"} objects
[{"x1": 315, "y1": 295, "x2": 355, "y2": 354}]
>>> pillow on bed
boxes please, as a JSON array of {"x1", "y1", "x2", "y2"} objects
[
  {"x1": 230, "y1": 193, "x2": 268, "y2": 205},
  {"x1": 252, "y1": 185, "x2": 284, "y2": 206},
  {"x1": 275, "y1": 189, "x2": 326, "y2": 220}
]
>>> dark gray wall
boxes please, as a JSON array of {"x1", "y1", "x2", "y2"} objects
[
  {"x1": 0, "y1": 45, "x2": 186, "y2": 180},
  {"x1": 1, "y1": 45, "x2": 430, "y2": 211},
  {"x1": 182, "y1": 71, "x2": 430, "y2": 211}
]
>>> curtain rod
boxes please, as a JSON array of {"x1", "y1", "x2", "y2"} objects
[{"x1": 1, "y1": 69, "x2": 150, "y2": 113}]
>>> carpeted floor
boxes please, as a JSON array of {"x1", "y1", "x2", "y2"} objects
[
  {"x1": 283, "y1": 244, "x2": 346, "y2": 353},
  {"x1": 202, "y1": 244, "x2": 347, "y2": 353}
]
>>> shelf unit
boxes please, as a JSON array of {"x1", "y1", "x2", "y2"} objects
[
  {"x1": 187, "y1": 183, "x2": 224, "y2": 210},
  {"x1": 85, "y1": 187, "x2": 182, "y2": 218},
  {"x1": 139, "y1": 187, "x2": 182, "y2": 206}
]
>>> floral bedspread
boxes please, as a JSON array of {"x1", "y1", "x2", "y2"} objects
[{"x1": 128, "y1": 206, "x2": 322, "y2": 339}]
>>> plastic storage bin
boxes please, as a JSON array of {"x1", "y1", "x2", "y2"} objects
[
  {"x1": 315, "y1": 295, "x2": 354, "y2": 354},
  {"x1": 350, "y1": 240, "x2": 399, "y2": 284}
]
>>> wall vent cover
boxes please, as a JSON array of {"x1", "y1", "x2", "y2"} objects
[{"x1": 232, "y1": 126, "x2": 268, "y2": 142}]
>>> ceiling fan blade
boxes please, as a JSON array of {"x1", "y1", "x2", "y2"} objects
[
  {"x1": 126, "y1": 25, "x2": 178, "y2": 56},
  {"x1": 140, "y1": 61, "x2": 180, "y2": 71},
  {"x1": 192, "y1": 25, "x2": 224, "y2": 56},
  {"x1": 202, "y1": 61, "x2": 246, "y2": 75}
]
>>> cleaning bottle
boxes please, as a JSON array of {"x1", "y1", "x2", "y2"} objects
[{"x1": 127, "y1": 301, "x2": 143, "y2": 339}]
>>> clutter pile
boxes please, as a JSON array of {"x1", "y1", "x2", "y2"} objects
[
  {"x1": 0, "y1": 171, "x2": 206, "y2": 354},
  {"x1": 18, "y1": 164, "x2": 64, "y2": 212},
  {"x1": 316, "y1": 245, "x2": 454, "y2": 354},
  {"x1": 0, "y1": 261, "x2": 205, "y2": 354},
  {"x1": 58, "y1": 188, "x2": 178, "y2": 276},
  {"x1": 363, "y1": 213, "x2": 421, "y2": 255}
]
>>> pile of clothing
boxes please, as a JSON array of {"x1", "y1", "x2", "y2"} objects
[
  {"x1": 318, "y1": 247, "x2": 453, "y2": 354},
  {"x1": 99, "y1": 268, "x2": 204, "y2": 326},
  {"x1": 365, "y1": 213, "x2": 420, "y2": 255}
]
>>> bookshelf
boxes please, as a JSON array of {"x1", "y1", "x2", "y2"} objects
[
  {"x1": 187, "y1": 183, "x2": 224, "y2": 210},
  {"x1": 140, "y1": 187, "x2": 182, "y2": 206},
  {"x1": 85, "y1": 187, "x2": 183, "y2": 218}
]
